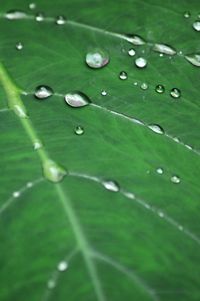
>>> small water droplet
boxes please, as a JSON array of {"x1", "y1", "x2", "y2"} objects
[
  {"x1": 75, "y1": 126, "x2": 84, "y2": 135},
  {"x1": 27, "y1": 182, "x2": 33, "y2": 188},
  {"x1": 170, "y1": 88, "x2": 181, "y2": 99},
  {"x1": 133, "y1": 82, "x2": 138, "y2": 86},
  {"x1": 135, "y1": 57, "x2": 147, "y2": 68},
  {"x1": 171, "y1": 175, "x2": 180, "y2": 184},
  {"x1": 56, "y1": 15, "x2": 66, "y2": 25},
  {"x1": 29, "y1": 3, "x2": 36, "y2": 10},
  {"x1": 103, "y1": 180, "x2": 119, "y2": 192},
  {"x1": 43, "y1": 160, "x2": 67, "y2": 183},
  {"x1": 13, "y1": 191, "x2": 20, "y2": 198},
  {"x1": 65, "y1": 92, "x2": 90, "y2": 108},
  {"x1": 34, "y1": 140, "x2": 43, "y2": 150},
  {"x1": 156, "y1": 167, "x2": 164, "y2": 174},
  {"x1": 185, "y1": 53, "x2": 200, "y2": 67},
  {"x1": 101, "y1": 90, "x2": 107, "y2": 96},
  {"x1": 119, "y1": 71, "x2": 128, "y2": 80},
  {"x1": 36, "y1": 13, "x2": 44, "y2": 22},
  {"x1": 6, "y1": 10, "x2": 27, "y2": 20},
  {"x1": 86, "y1": 49, "x2": 109, "y2": 69},
  {"x1": 140, "y1": 82, "x2": 148, "y2": 90},
  {"x1": 153, "y1": 43, "x2": 177, "y2": 56},
  {"x1": 47, "y1": 280, "x2": 56, "y2": 289},
  {"x1": 57, "y1": 261, "x2": 68, "y2": 272},
  {"x1": 125, "y1": 34, "x2": 146, "y2": 45},
  {"x1": 148, "y1": 124, "x2": 164, "y2": 134},
  {"x1": 193, "y1": 20, "x2": 200, "y2": 31},
  {"x1": 128, "y1": 48, "x2": 136, "y2": 56},
  {"x1": 155, "y1": 84, "x2": 165, "y2": 94},
  {"x1": 158, "y1": 211, "x2": 164, "y2": 218},
  {"x1": 184, "y1": 11, "x2": 190, "y2": 18},
  {"x1": 34, "y1": 86, "x2": 53, "y2": 100},
  {"x1": 16, "y1": 42, "x2": 23, "y2": 50}
]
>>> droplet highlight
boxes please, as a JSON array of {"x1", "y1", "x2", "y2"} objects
[
  {"x1": 56, "y1": 16, "x2": 66, "y2": 25},
  {"x1": 57, "y1": 261, "x2": 68, "y2": 272},
  {"x1": 16, "y1": 42, "x2": 23, "y2": 50},
  {"x1": 128, "y1": 48, "x2": 136, "y2": 56},
  {"x1": 135, "y1": 57, "x2": 147, "y2": 68},
  {"x1": 36, "y1": 13, "x2": 44, "y2": 22},
  {"x1": 65, "y1": 92, "x2": 91, "y2": 108},
  {"x1": 42, "y1": 160, "x2": 67, "y2": 183},
  {"x1": 156, "y1": 167, "x2": 164, "y2": 175},
  {"x1": 103, "y1": 180, "x2": 120, "y2": 192},
  {"x1": 86, "y1": 49, "x2": 109, "y2": 69},
  {"x1": 101, "y1": 90, "x2": 107, "y2": 96},
  {"x1": 148, "y1": 124, "x2": 164, "y2": 134},
  {"x1": 193, "y1": 20, "x2": 200, "y2": 31},
  {"x1": 6, "y1": 10, "x2": 27, "y2": 20},
  {"x1": 153, "y1": 43, "x2": 176, "y2": 56}
]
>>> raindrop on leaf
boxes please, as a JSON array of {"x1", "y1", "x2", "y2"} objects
[
  {"x1": 185, "y1": 53, "x2": 200, "y2": 67},
  {"x1": 34, "y1": 85, "x2": 54, "y2": 99},
  {"x1": 128, "y1": 48, "x2": 136, "y2": 56},
  {"x1": 16, "y1": 42, "x2": 23, "y2": 50},
  {"x1": 56, "y1": 15, "x2": 66, "y2": 25},
  {"x1": 65, "y1": 92, "x2": 91, "y2": 108},
  {"x1": 125, "y1": 34, "x2": 146, "y2": 45},
  {"x1": 103, "y1": 180, "x2": 120, "y2": 192},
  {"x1": 36, "y1": 13, "x2": 44, "y2": 22},
  {"x1": 171, "y1": 175, "x2": 181, "y2": 184},
  {"x1": 6, "y1": 10, "x2": 27, "y2": 20},
  {"x1": 13, "y1": 191, "x2": 20, "y2": 198},
  {"x1": 155, "y1": 84, "x2": 165, "y2": 94},
  {"x1": 140, "y1": 82, "x2": 148, "y2": 90},
  {"x1": 148, "y1": 124, "x2": 164, "y2": 134},
  {"x1": 170, "y1": 88, "x2": 181, "y2": 99},
  {"x1": 42, "y1": 160, "x2": 67, "y2": 183},
  {"x1": 156, "y1": 167, "x2": 164, "y2": 174},
  {"x1": 153, "y1": 43, "x2": 176, "y2": 56},
  {"x1": 29, "y1": 3, "x2": 36, "y2": 10},
  {"x1": 74, "y1": 126, "x2": 84, "y2": 135},
  {"x1": 86, "y1": 49, "x2": 109, "y2": 69},
  {"x1": 193, "y1": 20, "x2": 200, "y2": 31},
  {"x1": 101, "y1": 90, "x2": 107, "y2": 96},
  {"x1": 119, "y1": 71, "x2": 128, "y2": 80},
  {"x1": 183, "y1": 11, "x2": 190, "y2": 18},
  {"x1": 57, "y1": 261, "x2": 68, "y2": 272},
  {"x1": 135, "y1": 57, "x2": 147, "y2": 68}
]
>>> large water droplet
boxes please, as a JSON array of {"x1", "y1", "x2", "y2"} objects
[
  {"x1": 57, "y1": 261, "x2": 68, "y2": 272},
  {"x1": 184, "y1": 11, "x2": 190, "y2": 18},
  {"x1": 65, "y1": 92, "x2": 90, "y2": 108},
  {"x1": 16, "y1": 42, "x2": 23, "y2": 50},
  {"x1": 171, "y1": 175, "x2": 180, "y2": 184},
  {"x1": 103, "y1": 180, "x2": 119, "y2": 192},
  {"x1": 170, "y1": 88, "x2": 181, "y2": 99},
  {"x1": 153, "y1": 43, "x2": 177, "y2": 56},
  {"x1": 125, "y1": 34, "x2": 146, "y2": 45},
  {"x1": 148, "y1": 124, "x2": 164, "y2": 134},
  {"x1": 193, "y1": 20, "x2": 200, "y2": 31},
  {"x1": 135, "y1": 57, "x2": 147, "y2": 68},
  {"x1": 56, "y1": 16, "x2": 66, "y2": 25},
  {"x1": 155, "y1": 84, "x2": 165, "y2": 94},
  {"x1": 34, "y1": 86, "x2": 53, "y2": 100},
  {"x1": 75, "y1": 126, "x2": 84, "y2": 135},
  {"x1": 86, "y1": 49, "x2": 109, "y2": 69},
  {"x1": 36, "y1": 13, "x2": 44, "y2": 22},
  {"x1": 128, "y1": 48, "x2": 136, "y2": 56},
  {"x1": 119, "y1": 71, "x2": 128, "y2": 80},
  {"x1": 43, "y1": 160, "x2": 67, "y2": 183},
  {"x1": 185, "y1": 53, "x2": 200, "y2": 67},
  {"x1": 6, "y1": 10, "x2": 27, "y2": 20}
]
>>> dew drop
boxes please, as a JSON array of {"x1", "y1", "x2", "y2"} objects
[
  {"x1": 101, "y1": 90, "x2": 107, "y2": 96},
  {"x1": 185, "y1": 53, "x2": 200, "y2": 67},
  {"x1": 86, "y1": 49, "x2": 109, "y2": 69},
  {"x1": 153, "y1": 43, "x2": 177, "y2": 56},
  {"x1": 135, "y1": 57, "x2": 147, "y2": 68},
  {"x1": 170, "y1": 88, "x2": 181, "y2": 99},
  {"x1": 56, "y1": 15, "x2": 66, "y2": 25},
  {"x1": 16, "y1": 42, "x2": 23, "y2": 50},
  {"x1": 13, "y1": 191, "x2": 20, "y2": 198},
  {"x1": 65, "y1": 92, "x2": 90, "y2": 108},
  {"x1": 125, "y1": 34, "x2": 146, "y2": 45},
  {"x1": 128, "y1": 48, "x2": 136, "y2": 56},
  {"x1": 158, "y1": 211, "x2": 164, "y2": 218},
  {"x1": 75, "y1": 126, "x2": 84, "y2": 135},
  {"x1": 155, "y1": 84, "x2": 165, "y2": 94},
  {"x1": 193, "y1": 20, "x2": 200, "y2": 31},
  {"x1": 103, "y1": 180, "x2": 119, "y2": 192},
  {"x1": 43, "y1": 160, "x2": 67, "y2": 183},
  {"x1": 171, "y1": 175, "x2": 180, "y2": 184},
  {"x1": 57, "y1": 261, "x2": 68, "y2": 272},
  {"x1": 184, "y1": 11, "x2": 190, "y2": 18},
  {"x1": 34, "y1": 85, "x2": 53, "y2": 100},
  {"x1": 34, "y1": 140, "x2": 43, "y2": 150},
  {"x1": 36, "y1": 13, "x2": 44, "y2": 22},
  {"x1": 119, "y1": 71, "x2": 128, "y2": 80},
  {"x1": 47, "y1": 280, "x2": 56, "y2": 289},
  {"x1": 27, "y1": 182, "x2": 33, "y2": 188},
  {"x1": 6, "y1": 10, "x2": 27, "y2": 20},
  {"x1": 148, "y1": 124, "x2": 164, "y2": 134},
  {"x1": 29, "y1": 3, "x2": 36, "y2": 10},
  {"x1": 156, "y1": 167, "x2": 164, "y2": 174},
  {"x1": 133, "y1": 82, "x2": 138, "y2": 86},
  {"x1": 140, "y1": 82, "x2": 148, "y2": 90}
]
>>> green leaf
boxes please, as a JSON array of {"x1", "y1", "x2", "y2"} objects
[{"x1": 0, "y1": 1, "x2": 200, "y2": 301}]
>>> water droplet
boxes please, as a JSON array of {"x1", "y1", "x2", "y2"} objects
[
  {"x1": 56, "y1": 16, "x2": 66, "y2": 25},
  {"x1": 13, "y1": 191, "x2": 20, "y2": 198},
  {"x1": 29, "y1": 3, "x2": 36, "y2": 10},
  {"x1": 155, "y1": 84, "x2": 165, "y2": 94},
  {"x1": 184, "y1": 11, "x2": 190, "y2": 18},
  {"x1": 185, "y1": 53, "x2": 200, "y2": 67},
  {"x1": 103, "y1": 180, "x2": 119, "y2": 192},
  {"x1": 170, "y1": 88, "x2": 181, "y2": 99},
  {"x1": 27, "y1": 182, "x2": 33, "y2": 188},
  {"x1": 119, "y1": 71, "x2": 128, "y2": 80},
  {"x1": 47, "y1": 280, "x2": 56, "y2": 289},
  {"x1": 140, "y1": 82, "x2": 148, "y2": 90},
  {"x1": 6, "y1": 10, "x2": 27, "y2": 20},
  {"x1": 153, "y1": 43, "x2": 177, "y2": 56},
  {"x1": 34, "y1": 140, "x2": 43, "y2": 150},
  {"x1": 16, "y1": 42, "x2": 23, "y2": 50},
  {"x1": 133, "y1": 82, "x2": 138, "y2": 86},
  {"x1": 75, "y1": 126, "x2": 84, "y2": 135},
  {"x1": 43, "y1": 160, "x2": 67, "y2": 183},
  {"x1": 36, "y1": 13, "x2": 44, "y2": 22},
  {"x1": 34, "y1": 86, "x2": 53, "y2": 100},
  {"x1": 178, "y1": 225, "x2": 183, "y2": 231},
  {"x1": 57, "y1": 261, "x2": 68, "y2": 272},
  {"x1": 128, "y1": 48, "x2": 136, "y2": 56},
  {"x1": 158, "y1": 211, "x2": 164, "y2": 218},
  {"x1": 156, "y1": 167, "x2": 164, "y2": 174},
  {"x1": 148, "y1": 124, "x2": 164, "y2": 134},
  {"x1": 171, "y1": 175, "x2": 180, "y2": 184},
  {"x1": 101, "y1": 90, "x2": 107, "y2": 96},
  {"x1": 125, "y1": 34, "x2": 146, "y2": 45},
  {"x1": 135, "y1": 57, "x2": 147, "y2": 68},
  {"x1": 86, "y1": 49, "x2": 109, "y2": 69},
  {"x1": 65, "y1": 92, "x2": 90, "y2": 108},
  {"x1": 193, "y1": 20, "x2": 200, "y2": 31}
]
